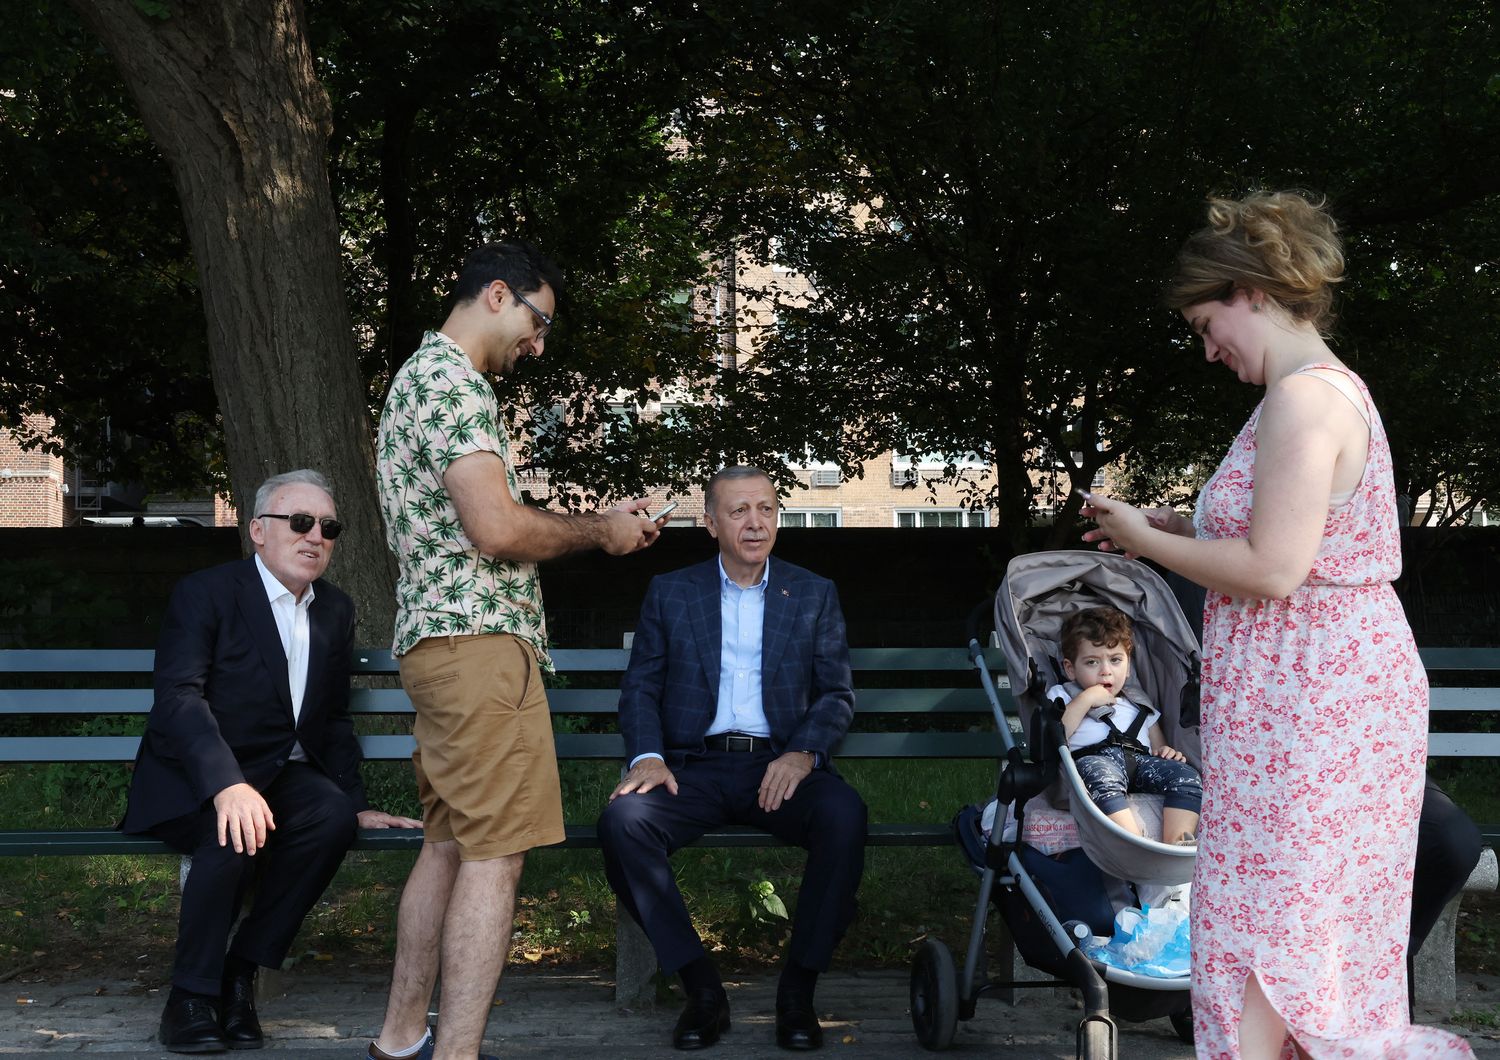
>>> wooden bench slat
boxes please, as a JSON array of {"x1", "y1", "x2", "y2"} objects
[
  {"x1": 0, "y1": 822, "x2": 956, "y2": 858},
  {"x1": 1, "y1": 736, "x2": 141, "y2": 762},
  {"x1": 349, "y1": 646, "x2": 1010, "y2": 674},
  {"x1": 0, "y1": 686, "x2": 1005, "y2": 716},
  {"x1": 0, "y1": 689, "x2": 154, "y2": 713},
  {"x1": 1429, "y1": 733, "x2": 1500, "y2": 757},
  {"x1": 24, "y1": 727, "x2": 1488, "y2": 762},
  {"x1": 1427, "y1": 688, "x2": 1500, "y2": 712},
  {"x1": 6, "y1": 647, "x2": 1497, "y2": 678},
  {"x1": 354, "y1": 687, "x2": 1001, "y2": 715},
  {"x1": 0, "y1": 730, "x2": 1012, "y2": 762},
  {"x1": 4, "y1": 683, "x2": 1490, "y2": 718},
  {"x1": 1417, "y1": 648, "x2": 1500, "y2": 670},
  {"x1": 0, "y1": 649, "x2": 156, "y2": 673}
]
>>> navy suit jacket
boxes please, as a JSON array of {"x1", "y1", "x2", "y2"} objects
[
  {"x1": 618, "y1": 557, "x2": 855, "y2": 768},
  {"x1": 121, "y1": 557, "x2": 368, "y2": 833}
]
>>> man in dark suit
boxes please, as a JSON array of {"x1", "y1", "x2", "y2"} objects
[
  {"x1": 598, "y1": 466, "x2": 867, "y2": 1052},
  {"x1": 122, "y1": 469, "x2": 418, "y2": 1053}
]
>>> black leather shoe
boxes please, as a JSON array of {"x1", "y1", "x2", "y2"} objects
[
  {"x1": 672, "y1": 988, "x2": 730, "y2": 1050},
  {"x1": 159, "y1": 997, "x2": 228, "y2": 1053},
  {"x1": 775, "y1": 995, "x2": 824, "y2": 1051},
  {"x1": 220, "y1": 972, "x2": 263, "y2": 1050}
]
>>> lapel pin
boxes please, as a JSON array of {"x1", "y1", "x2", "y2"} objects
[{"x1": 781, "y1": 589, "x2": 790, "y2": 597}]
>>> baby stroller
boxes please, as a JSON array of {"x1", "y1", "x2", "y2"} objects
[{"x1": 909, "y1": 550, "x2": 1202, "y2": 1059}]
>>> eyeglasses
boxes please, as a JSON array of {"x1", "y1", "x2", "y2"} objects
[
  {"x1": 507, "y1": 286, "x2": 553, "y2": 340},
  {"x1": 257, "y1": 512, "x2": 343, "y2": 539}
]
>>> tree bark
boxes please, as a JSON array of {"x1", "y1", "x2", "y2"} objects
[{"x1": 65, "y1": 0, "x2": 396, "y2": 647}]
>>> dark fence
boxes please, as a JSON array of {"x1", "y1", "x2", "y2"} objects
[{"x1": 2, "y1": 525, "x2": 1497, "y2": 649}]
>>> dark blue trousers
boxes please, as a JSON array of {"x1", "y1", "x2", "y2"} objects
[
  {"x1": 149, "y1": 763, "x2": 357, "y2": 994},
  {"x1": 597, "y1": 749, "x2": 867, "y2": 974}
]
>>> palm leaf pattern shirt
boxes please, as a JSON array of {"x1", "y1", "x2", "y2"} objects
[{"x1": 376, "y1": 331, "x2": 551, "y2": 668}]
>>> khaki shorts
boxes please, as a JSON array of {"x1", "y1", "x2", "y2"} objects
[{"x1": 399, "y1": 633, "x2": 565, "y2": 860}]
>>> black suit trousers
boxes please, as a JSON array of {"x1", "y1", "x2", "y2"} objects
[
  {"x1": 149, "y1": 763, "x2": 357, "y2": 994},
  {"x1": 597, "y1": 749, "x2": 867, "y2": 974}
]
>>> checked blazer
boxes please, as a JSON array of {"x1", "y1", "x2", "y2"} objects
[{"x1": 617, "y1": 557, "x2": 855, "y2": 768}]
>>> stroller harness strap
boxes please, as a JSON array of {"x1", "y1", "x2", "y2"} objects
[{"x1": 1054, "y1": 681, "x2": 1156, "y2": 758}]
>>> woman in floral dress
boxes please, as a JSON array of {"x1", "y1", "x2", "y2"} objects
[{"x1": 1084, "y1": 190, "x2": 1472, "y2": 1059}]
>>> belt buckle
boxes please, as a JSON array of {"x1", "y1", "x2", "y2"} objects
[{"x1": 725, "y1": 734, "x2": 754, "y2": 752}]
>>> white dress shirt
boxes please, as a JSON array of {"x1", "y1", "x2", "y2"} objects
[{"x1": 254, "y1": 554, "x2": 312, "y2": 762}]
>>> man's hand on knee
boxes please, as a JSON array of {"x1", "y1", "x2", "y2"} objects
[
  {"x1": 610, "y1": 758, "x2": 678, "y2": 800},
  {"x1": 758, "y1": 751, "x2": 814, "y2": 812},
  {"x1": 214, "y1": 782, "x2": 275, "y2": 855}
]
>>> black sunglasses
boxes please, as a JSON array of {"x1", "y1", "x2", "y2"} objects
[{"x1": 257, "y1": 512, "x2": 343, "y2": 539}]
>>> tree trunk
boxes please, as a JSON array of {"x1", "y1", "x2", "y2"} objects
[{"x1": 65, "y1": 0, "x2": 396, "y2": 648}]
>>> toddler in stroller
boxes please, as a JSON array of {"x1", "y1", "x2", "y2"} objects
[{"x1": 1054, "y1": 606, "x2": 1201, "y2": 845}]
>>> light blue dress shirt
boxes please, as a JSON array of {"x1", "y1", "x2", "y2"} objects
[{"x1": 706, "y1": 555, "x2": 771, "y2": 738}]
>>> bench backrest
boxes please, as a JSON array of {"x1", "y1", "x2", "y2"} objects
[
  {"x1": 3, "y1": 647, "x2": 1497, "y2": 762},
  {"x1": 0, "y1": 647, "x2": 1013, "y2": 763}
]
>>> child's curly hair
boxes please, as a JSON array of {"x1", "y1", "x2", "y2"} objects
[{"x1": 1060, "y1": 606, "x2": 1134, "y2": 661}]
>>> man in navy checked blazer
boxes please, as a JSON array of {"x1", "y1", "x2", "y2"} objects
[{"x1": 598, "y1": 466, "x2": 866, "y2": 1053}]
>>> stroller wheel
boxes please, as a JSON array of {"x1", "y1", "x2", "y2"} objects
[
  {"x1": 909, "y1": 938, "x2": 959, "y2": 1051},
  {"x1": 1077, "y1": 1014, "x2": 1117, "y2": 1060},
  {"x1": 1169, "y1": 1006, "x2": 1195, "y2": 1044}
]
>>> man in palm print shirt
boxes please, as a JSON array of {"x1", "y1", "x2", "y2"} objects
[{"x1": 371, "y1": 241, "x2": 660, "y2": 1060}]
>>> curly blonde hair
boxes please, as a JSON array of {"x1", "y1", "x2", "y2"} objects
[{"x1": 1165, "y1": 190, "x2": 1345, "y2": 335}]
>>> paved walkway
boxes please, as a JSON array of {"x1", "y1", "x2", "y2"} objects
[{"x1": 1, "y1": 966, "x2": 1496, "y2": 1058}]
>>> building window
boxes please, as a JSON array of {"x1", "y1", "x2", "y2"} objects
[
  {"x1": 892, "y1": 450, "x2": 988, "y2": 472},
  {"x1": 780, "y1": 509, "x2": 841, "y2": 528},
  {"x1": 895, "y1": 509, "x2": 988, "y2": 528}
]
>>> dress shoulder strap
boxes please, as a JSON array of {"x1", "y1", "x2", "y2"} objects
[{"x1": 1290, "y1": 363, "x2": 1372, "y2": 430}]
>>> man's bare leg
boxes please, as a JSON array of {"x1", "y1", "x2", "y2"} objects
[
  {"x1": 429, "y1": 853, "x2": 526, "y2": 1060},
  {"x1": 375, "y1": 840, "x2": 462, "y2": 1053}
]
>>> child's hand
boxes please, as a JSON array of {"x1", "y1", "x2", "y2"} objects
[
  {"x1": 1076, "y1": 684, "x2": 1117, "y2": 709},
  {"x1": 1155, "y1": 745, "x2": 1187, "y2": 762}
]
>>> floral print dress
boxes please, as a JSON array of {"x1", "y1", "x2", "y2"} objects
[{"x1": 1190, "y1": 365, "x2": 1473, "y2": 1059}]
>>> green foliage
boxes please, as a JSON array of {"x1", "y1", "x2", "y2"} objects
[
  {"x1": 309, "y1": 0, "x2": 732, "y2": 505},
  {"x1": 739, "y1": 875, "x2": 788, "y2": 927},
  {"x1": 685, "y1": 0, "x2": 1500, "y2": 545},
  {"x1": 6, "y1": 0, "x2": 1499, "y2": 540},
  {"x1": 0, "y1": 1, "x2": 225, "y2": 493}
]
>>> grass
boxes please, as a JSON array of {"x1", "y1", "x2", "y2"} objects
[{"x1": 1451, "y1": 1006, "x2": 1500, "y2": 1031}]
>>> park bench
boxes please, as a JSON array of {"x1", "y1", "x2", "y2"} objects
[
  {"x1": 2, "y1": 646, "x2": 1495, "y2": 1006},
  {"x1": 0, "y1": 645, "x2": 1006, "y2": 1002}
]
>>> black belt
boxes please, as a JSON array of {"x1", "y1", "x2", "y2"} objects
[{"x1": 703, "y1": 732, "x2": 773, "y2": 753}]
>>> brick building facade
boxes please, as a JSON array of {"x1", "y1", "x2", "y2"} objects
[{"x1": 0, "y1": 415, "x2": 68, "y2": 527}]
